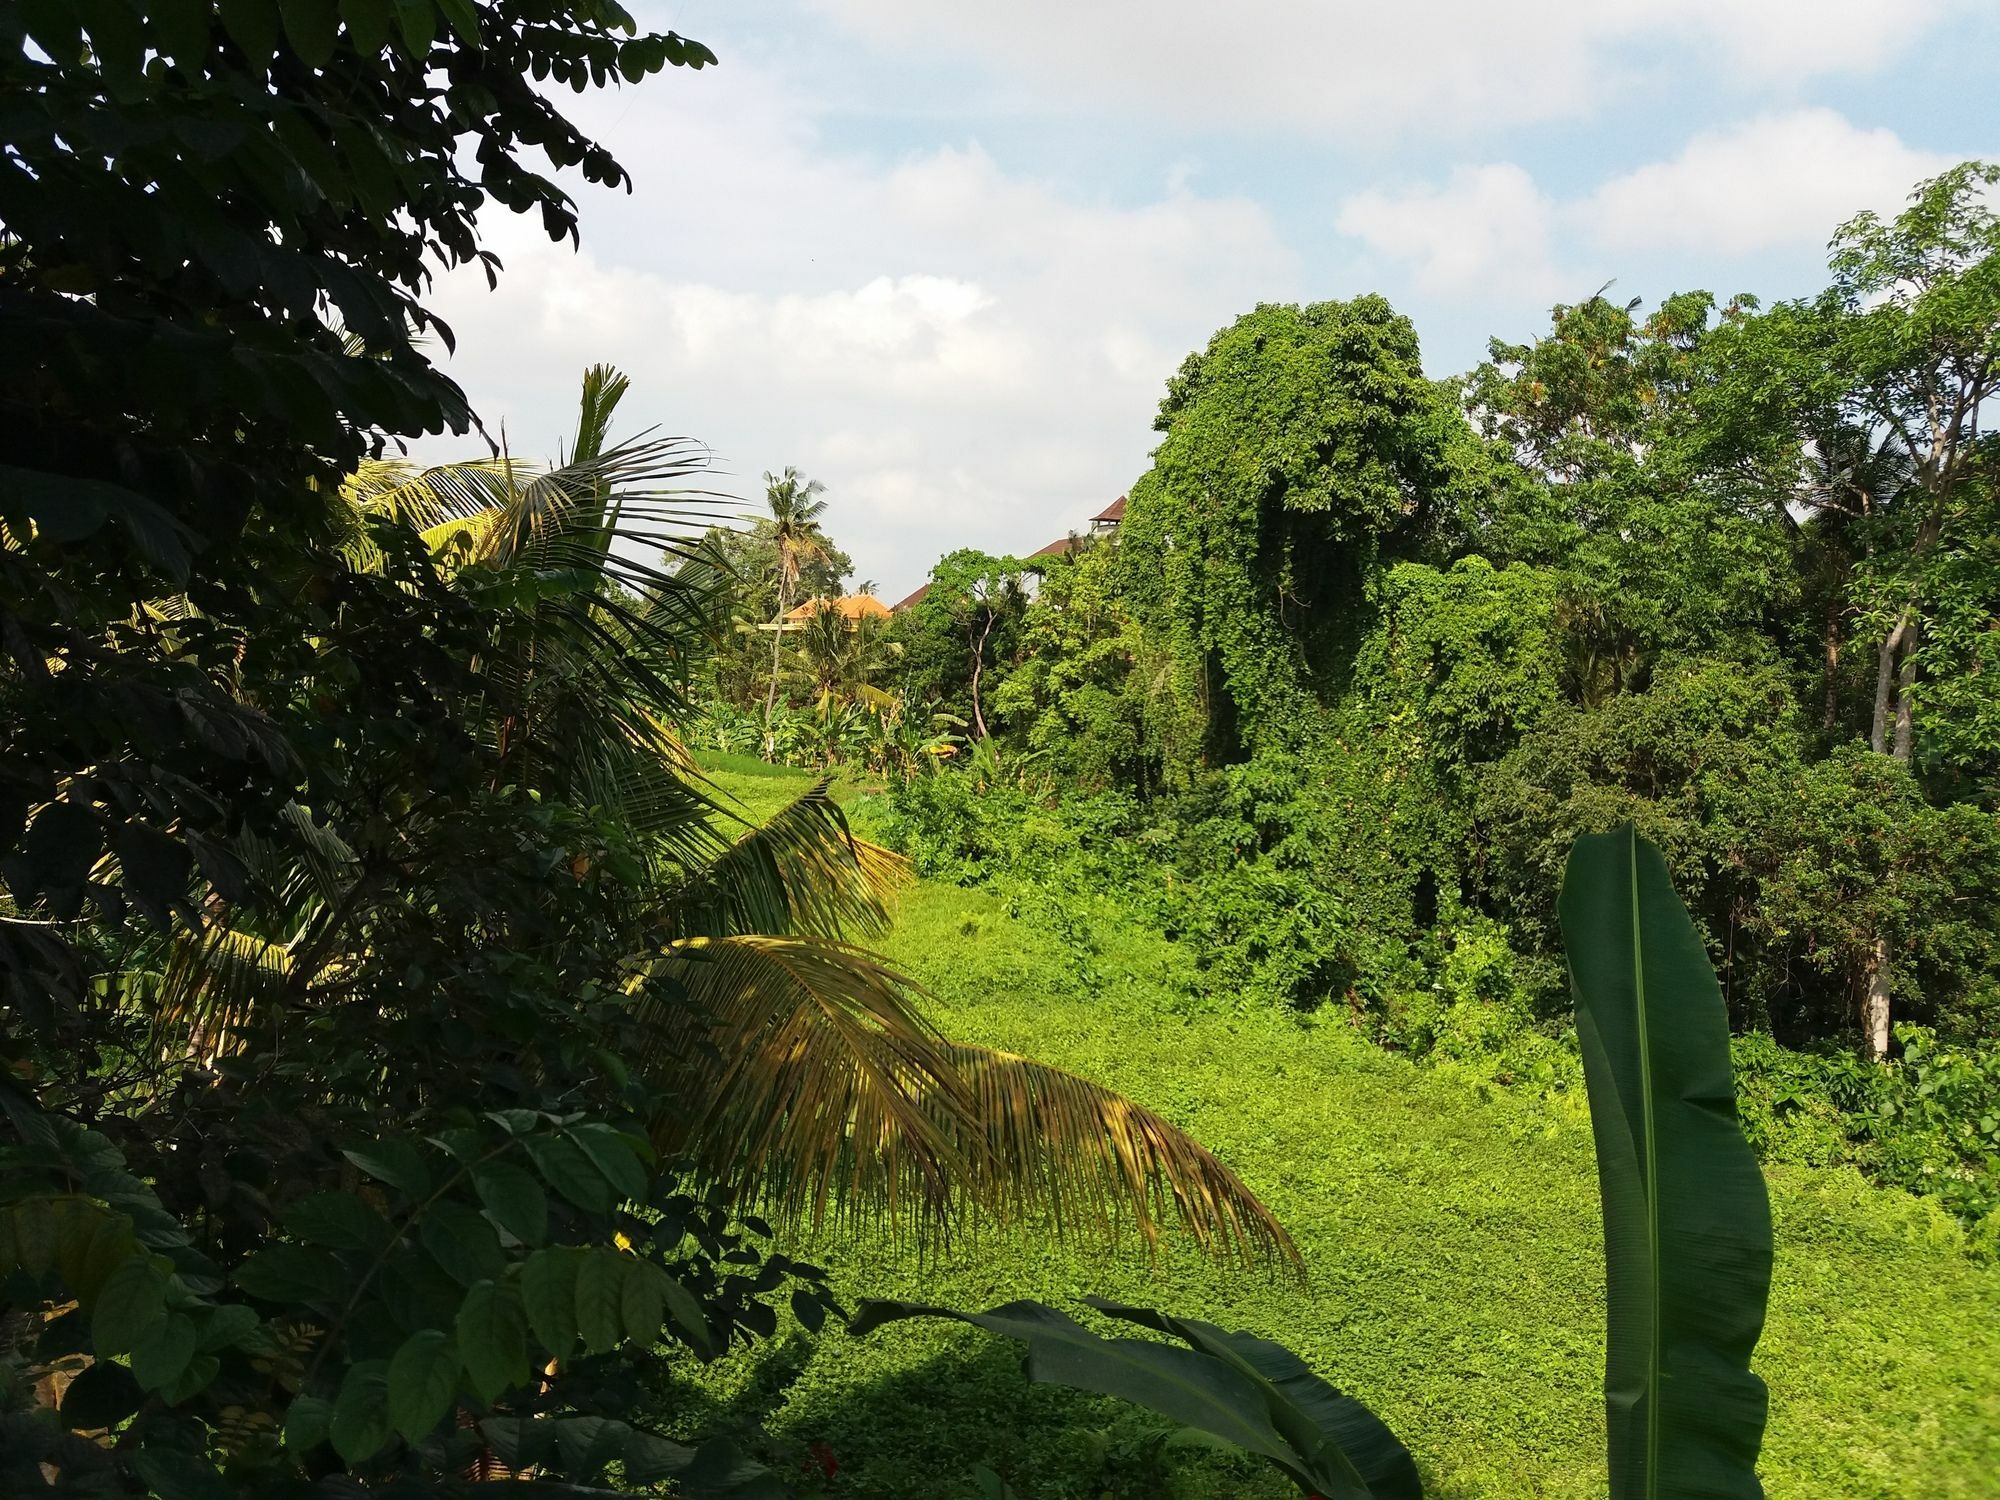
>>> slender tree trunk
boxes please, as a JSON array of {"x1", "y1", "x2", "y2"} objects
[
  {"x1": 1861, "y1": 609, "x2": 1914, "y2": 1061},
  {"x1": 1821, "y1": 600, "x2": 1841, "y2": 731},
  {"x1": 1869, "y1": 608, "x2": 1910, "y2": 755},
  {"x1": 1859, "y1": 935, "x2": 1892, "y2": 1061},
  {"x1": 968, "y1": 612, "x2": 992, "y2": 739},
  {"x1": 763, "y1": 576, "x2": 790, "y2": 761},
  {"x1": 1892, "y1": 617, "x2": 1919, "y2": 763}
]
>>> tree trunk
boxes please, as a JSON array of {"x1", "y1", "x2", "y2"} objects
[
  {"x1": 1869, "y1": 609, "x2": 1910, "y2": 755},
  {"x1": 968, "y1": 612, "x2": 992, "y2": 739},
  {"x1": 763, "y1": 577, "x2": 790, "y2": 761},
  {"x1": 1892, "y1": 616, "x2": 1919, "y2": 763},
  {"x1": 1821, "y1": 600, "x2": 1841, "y2": 731},
  {"x1": 1859, "y1": 935, "x2": 1892, "y2": 1061}
]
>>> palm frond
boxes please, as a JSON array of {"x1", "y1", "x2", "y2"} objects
[
  {"x1": 148, "y1": 924, "x2": 295, "y2": 1057},
  {"x1": 673, "y1": 783, "x2": 904, "y2": 940},
  {"x1": 642, "y1": 935, "x2": 976, "y2": 1234},
  {"x1": 644, "y1": 937, "x2": 1299, "y2": 1266},
  {"x1": 935, "y1": 1043, "x2": 1300, "y2": 1268}
]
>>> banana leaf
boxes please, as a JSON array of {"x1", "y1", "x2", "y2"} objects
[
  {"x1": 851, "y1": 1298, "x2": 1417, "y2": 1498},
  {"x1": 1559, "y1": 826, "x2": 1772, "y2": 1500}
]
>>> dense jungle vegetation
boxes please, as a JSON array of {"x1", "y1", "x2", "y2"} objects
[
  {"x1": 2, "y1": 4, "x2": 1997, "y2": 1499},
  {"x1": 706, "y1": 165, "x2": 2000, "y2": 1257}
]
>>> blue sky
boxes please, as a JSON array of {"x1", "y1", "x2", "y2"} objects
[{"x1": 423, "y1": 0, "x2": 2000, "y2": 598}]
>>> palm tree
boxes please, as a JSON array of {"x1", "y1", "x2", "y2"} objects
[
  {"x1": 760, "y1": 467, "x2": 832, "y2": 761},
  {"x1": 157, "y1": 369, "x2": 1295, "y2": 1266},
  {"x1": 787, "y1": 605, "x2": 898, "y2": 717}
]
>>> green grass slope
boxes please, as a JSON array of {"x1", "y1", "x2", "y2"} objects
[{"x1": 691, "y1": 761, "x2": 2000, "y2": 1499}]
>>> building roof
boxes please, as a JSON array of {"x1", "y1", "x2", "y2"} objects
[
  {"x1": 890, "y1": 583, "x2": 931, "y2": 612},
  {"x1": 1092, "y1": 494, "x2": 1127, "y2": 523},
  {"x1": 1029, "y1": 535, "x2": 1079, "y2": 559},
  {"x1": 783, "y1": 593, "x2": 891, "y2": 623}
]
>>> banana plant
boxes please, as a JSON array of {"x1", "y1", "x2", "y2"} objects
[
  {"x1": 854, "y1": 824, "x2": 1773, "y2": 1498},
  {"x1": 1560, "y1": 826, "x2": 1772, "y2": 1500}
]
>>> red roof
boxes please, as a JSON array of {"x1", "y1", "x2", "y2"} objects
[
  {"x1": 891, "y1": 583, "x2": 931, "y2": 612},
  {"x1": 1029, "y1": 535, "x2": 1079, "y2": 559},
  {"x1": 1092, "y1": 495, "x2": 1127, "y2": 523}
]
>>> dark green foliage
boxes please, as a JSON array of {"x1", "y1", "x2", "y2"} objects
[
  {"x1": 0, "y1": 6, "x2": 865, "y2": 1495},
  {"x1": 1117, "y1": 297, "x2": 1480, "y2": 774}
]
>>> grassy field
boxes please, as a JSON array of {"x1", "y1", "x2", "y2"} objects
[{"x1": 690, "y1": 760, "x2": 2000, "y2": 1499}]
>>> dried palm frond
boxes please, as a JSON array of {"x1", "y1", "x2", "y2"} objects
[
  {"x1": 643, "y1": 934, "x2": 1299, "y2": 1268},
  {"x1": 933, "y1": 1043, "x2": 1299, "y2": 1268},
  {"x1": 641, "y1": 935, "x2": 976, "y2": 1235}
]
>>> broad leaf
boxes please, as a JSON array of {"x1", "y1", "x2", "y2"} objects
[
  {"x1": 473, "y1": 1160, "x2": 548, "y2": 1246},
  {"x1": 456, "y1": 1279, "x2": 530, "y2": 1401},
  {"x1": 329, "y1": 1359, "x2": 393, "y2": 1465},
  {"x1": 385, "y1": 1329, "x2": 460, "y2": 1442},
  {"x1": 342, "y1": 1141, "x2": 432, "y2": 1200},
  {"x1": 1086, "y1": 1299, "x2": 1420, "y2": 1500},
  {"x1": 130, "y1": 1313, "x2": 198, "y2": 1392},
  {"x1": 575, "y1": 1247, "x2": 626, "y2": 1353},
  {"x1": 851, "y1": 1299, "x2": 1382, "y2": 1495},
  {"x1": 1560, "y1": 827, "x2": 1772, "y2": 1500},
  {"x1": 284, "y1": 1192, "x2": 393, "y2": 1252},
  {"x1": 90, "y1": 1257, "x2": 167, "y2": 1355},
  {"x1": 521, "y1": 1246, "x2": 581, "y2": 1357},
  {"x1": 233, "y1": 1243, "x2": 343, "y2": 1306}
]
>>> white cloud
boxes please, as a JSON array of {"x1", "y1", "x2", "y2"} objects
[
  {"x1": 1333, "y1": 111, "x2": 1965, "y2": 316},
  {"x1": 1335, "y1": 165, "x2": 1573, "y2": 301},
  {"x1": 804, "y1": 0, "x2": 1966, "y2": 135},
  {"x1": 1582, "y1": 110, "x2": 1954, "y2": 253},
  {"x1": 421, "y1": 61, "x2": 1299, "y2": 596}
]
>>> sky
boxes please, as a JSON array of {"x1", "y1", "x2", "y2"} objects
[{"x1": 419, "y1": 0, "x2": 2000, "y2": 601}]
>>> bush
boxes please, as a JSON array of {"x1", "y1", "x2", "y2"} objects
[{"x1": 1734, "y1": 1027, "x2": 2000, "y2": 1247}]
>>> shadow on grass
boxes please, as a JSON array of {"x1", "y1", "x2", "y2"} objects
[{"x1": 663, "y1": 1325, "x2": 1489, "y2": 1500}]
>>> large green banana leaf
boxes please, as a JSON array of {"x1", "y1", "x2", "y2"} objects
[
  {"x1": 1559, "y1": 827, "x2": 1772, "y2": 1500},
  {"x1": 851, "y1": 1299, "x2": 1418, "y2": 1498},
  {"x1": 1084, "y1": 1298, "x2": 1421, "y2": 1499}
]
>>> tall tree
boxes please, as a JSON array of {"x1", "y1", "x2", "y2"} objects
[
  {"x1": 758, "y1": 466, "x2": 832, "y2": 759},
  {"x1": 1118, "y1": 298, "x2": 1477, "y2": 777},
  {"x1": 915, "y1": 550, "x2": 1029, "y2": 739},
  {"x1": 1694, "y1": 163, "x2": 2000, "y2": 1054}
]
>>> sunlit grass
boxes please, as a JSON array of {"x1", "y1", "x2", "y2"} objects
[{"x1": 689, "y1": 761, "x2": 2000, "y2": 1499}]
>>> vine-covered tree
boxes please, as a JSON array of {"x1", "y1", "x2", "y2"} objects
[{"x1": 1117, "y1": 297, "x2": 1479, "y2": 777}]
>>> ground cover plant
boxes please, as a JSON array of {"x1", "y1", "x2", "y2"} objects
[{"x1": 681, "y1": 759, "x2": 2000, "y2": 1500}]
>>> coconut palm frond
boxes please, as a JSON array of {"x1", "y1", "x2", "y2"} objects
[
  {"x1": 642, "y1": 935, "x2": 977, "y2": 1235},
  {"x1": 644, "y1": 936, "x2": 1298, "y2": 1265},
  {"x1": 344, "y1": 457, "x2": 515, "y2": 532},
  {"x1": 676, "y1": 783, "x2": 903, "y2": 940},
  {"x1": 478, "y1": 434, "x2": 724, "y2": 578},
  {"x1": 568, "y1": 363, "x2": 631, "y2": 467},
  {"x1": 935, "y1": 1043, "x2": 1301, "y2": 1269},
  {"x1": 149, "y1": 924, "x2": 295, "y2": 1055}
]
